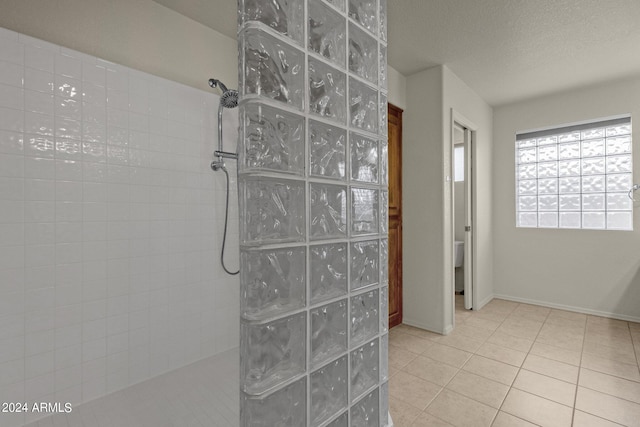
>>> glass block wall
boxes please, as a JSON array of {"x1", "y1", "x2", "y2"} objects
[{"x1": 237, "y1": 0, "x2": 389, "y2": 425}]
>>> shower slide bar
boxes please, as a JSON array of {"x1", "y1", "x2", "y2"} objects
[{"x1": 628, "y1": 184, "x2": 640, "y2": 202}]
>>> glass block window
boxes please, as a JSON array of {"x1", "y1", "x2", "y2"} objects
[{"x1": 516, "y1": 116, "x2": 633, "y2": 230}]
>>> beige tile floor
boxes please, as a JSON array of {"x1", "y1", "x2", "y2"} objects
[{"x1": 389, "y1": 296, "x2": 640, "y2": 427}]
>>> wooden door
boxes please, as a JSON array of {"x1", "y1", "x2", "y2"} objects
[{"x1": 388, "y1": 104, "x2": 403, "y2": 329}]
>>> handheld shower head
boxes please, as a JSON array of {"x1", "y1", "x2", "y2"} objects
[
  {"x1": 208, "y1": 78, "x2": 238, "y2": 109},
  {"x1": 220, "y1": 89, "x2": 238, "y2": 109}
]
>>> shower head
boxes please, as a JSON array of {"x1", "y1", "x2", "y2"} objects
[
  {"x1": 220, "y1": 88, "x2": 238, "y2": 109},
  {"x1": 208, "y1": 78, "x2": 238, "y2": 109}
]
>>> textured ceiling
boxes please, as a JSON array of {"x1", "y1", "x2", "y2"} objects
[
  {"x1": 154, "y1": 0, "x2": 640, "y2": 106},
  {"x1": 388, "y1": 0, "x2": 640, "y2": 105}
]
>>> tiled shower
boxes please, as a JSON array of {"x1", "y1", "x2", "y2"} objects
[
  {"x1": 0, "y1": 27, "x2": 240, "y2": 426},
  {"x1": 237, "y1": 0, "x2": 390, "y2": 425}
]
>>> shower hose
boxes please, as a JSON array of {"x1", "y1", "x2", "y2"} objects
[{"x1": 220, "y1": 166, "x2": 239, "y2": 276}]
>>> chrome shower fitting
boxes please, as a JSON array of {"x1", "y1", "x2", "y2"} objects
[
  {"x1": 208, "y1": 77, "x2": 239, "y2": 276},
  {"x1": 211, "y1": 161, "x2": 225, "y2": 172},
  {"x1": 208, "y1": 78, "x2": 239, "y2": 171},
  {"x1": 209, "y1": 78, "x2": 238, "y2": 109}
]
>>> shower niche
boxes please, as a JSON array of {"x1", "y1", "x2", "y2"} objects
[{"x1": 238, "y1": 0, "x2": 389, "y2": 425}]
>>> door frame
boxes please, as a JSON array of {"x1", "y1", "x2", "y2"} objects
[{"x1": 450, "y1": 109, "x2": 478, "y2": 322}]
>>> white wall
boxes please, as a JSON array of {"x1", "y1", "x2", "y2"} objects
[
  {"x1": 0, "y1": 27, "x2": 239, "y2": 426},
  {"x1": 443, "y1": 68, "x2": 494, "y2": 319},
  {"x1": 0, "y1": 0, "x2": 237, "y2": 93},
  {"x1": 402, "y1": 66, "x2": 493, "y2": 333},
  {"x1": 493, "y1": 75, "x2": 640, "y2": 322},
  {"x1": 388, "y1": 66, "x2": 407, "y2": 111},
  {"x1": 403, "y1": 66, "x2": 444, "y2": 332}
]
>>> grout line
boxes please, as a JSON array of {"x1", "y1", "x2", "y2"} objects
[
  {"x1": 483, "y1": 304, "x2": 526, "y2": 426},
  {"x1": 410, "y1": 299, "x2": 516, "y2": 425},
  {"x1": 489, "y1": 302, "x2": 551, "y2": 427},
  {"x1": 629, "y1": 322, "x2": 640, "y2": 378},
  {"x1": 576, "y1": 373, "x2": 640, "y2": 406},
  {"x1": 570, "y1": 314, "x2": 586, "y2": 426},
  {"x1": 392, "y1": 301, "x2": 640, "y2": 427},
  {"x1": 418, "y1": 307, "x2": 476, "y2": 419},
  {"x1": 21, "y1": 51, "x2": 28, "y2": 427},
  {"x1": 573, "y1": 411, "x2": 627, "y2": 427}
]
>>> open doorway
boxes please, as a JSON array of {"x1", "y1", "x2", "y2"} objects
[{"x1": 452, "y1": 119, "x2": 475, "y2": 311}]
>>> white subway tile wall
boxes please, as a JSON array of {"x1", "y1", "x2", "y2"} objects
[{"x1": 0, "y1": 25, "x2": 240, "y2": 426}]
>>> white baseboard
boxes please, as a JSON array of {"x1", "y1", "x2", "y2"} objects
[
  {"x1": 476, "y1": 294, "x2": 494, "y2": 311},
  {"x1": 402, "y1": 317, "x2": 445, "y2": 335},
  {"x1": 442, "y1": 324, "x2": 454, "y2": 335},
  {"x1": 493, "y1": 293, "x2": 640, "y2": 324}
]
